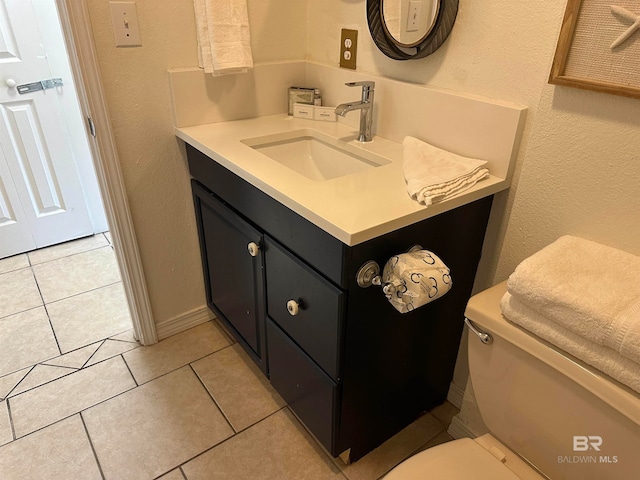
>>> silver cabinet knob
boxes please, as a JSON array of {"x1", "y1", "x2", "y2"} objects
[
  {"x1": 5, "y1": 78, "x2": 16, "y2": 88},
  {"x1": 286, "y1": 300, "x2": 299, "y2": 316},
  {"x1": 247, "y1": 242, "x2": 260, "y2": 257}
]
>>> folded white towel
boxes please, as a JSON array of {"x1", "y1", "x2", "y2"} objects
[
  {"x1": 501, "y1": 291, "x2": 640, "y2": 394},
  {"x1": 402, "y1": 136, "x2": 489, "y2": 206},
  {"x1": 609, "y1": 296, "x2": 640, "y2": 365},
  {"x1": 507, "y1": 235, "x2": 640, "y2": 364},
  {"x1": 193, "y1": 0, "x2": 253, "y2": 76}
]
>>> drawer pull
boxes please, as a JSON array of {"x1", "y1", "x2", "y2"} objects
[
  {"x1": 287, "y1": 300, "x2": 300, "y2": 316},
  {"x1": 247, "y1": 242, "x2": 260, "y2": 257}
]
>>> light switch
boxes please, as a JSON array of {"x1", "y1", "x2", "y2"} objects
[
  {"x1": 407, "y1": 1, "x2": 423, "y2": 33},
  {"x1": 109, "y1": 1, "x2": 142, "y2": 47}
]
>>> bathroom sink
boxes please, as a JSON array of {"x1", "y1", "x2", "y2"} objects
[{"x1": 241, "y1": 129, "x2": 391, "y2": 181}]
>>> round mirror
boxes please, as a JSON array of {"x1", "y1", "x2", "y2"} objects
[{"x1": 367, "y1": 0, "x2": 458, "y2": 60}]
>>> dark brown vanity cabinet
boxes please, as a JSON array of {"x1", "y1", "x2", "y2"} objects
[{"x1": 187, "y1": 143, "x2": 494, "y2": 462}]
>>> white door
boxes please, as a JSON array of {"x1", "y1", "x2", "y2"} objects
[{"x1": 0, "y1": 0, "x2": 93, "y2": 258}]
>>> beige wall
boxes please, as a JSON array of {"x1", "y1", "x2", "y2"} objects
[
  {"x1": 307, "y1": 0, "x2": 640, "y2": 284},
  {"x1": 86, "y1": 0, "x2": 307, "y2": 326},
  {"x1": 88, "y1": 0, "x2": 640, "y2": 338}
]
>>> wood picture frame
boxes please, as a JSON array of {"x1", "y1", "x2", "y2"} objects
[{"x1": 549, "y1": 0, "x2": 640, "y2": 99}]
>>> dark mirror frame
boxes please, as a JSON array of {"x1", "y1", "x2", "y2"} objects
[{"x1": 367, "y1": 0, "x2": 459, "y2": 60}]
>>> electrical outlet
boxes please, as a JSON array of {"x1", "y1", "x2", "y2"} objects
[{"x1": 340, "y1": 29, "x2": 358, "y2": 70}]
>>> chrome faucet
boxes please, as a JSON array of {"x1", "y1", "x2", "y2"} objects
[{"x1": 334, "y1": 81, "x2": 375, "y2": 143}]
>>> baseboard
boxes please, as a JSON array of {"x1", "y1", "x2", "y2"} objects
[
  {"x1": 155, "y1": 306, "x2": 214, "y2": 340},
  {"x1": 447, "y1": 381, "x2": 465, "y2": 409},
  {"x1": 447, "y1": 415, "x2": 477, "y2": 440}
]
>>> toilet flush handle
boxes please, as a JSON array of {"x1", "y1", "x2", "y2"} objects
[{"x1": 465, "y1": 318, "x2": 493, "y2": 345}]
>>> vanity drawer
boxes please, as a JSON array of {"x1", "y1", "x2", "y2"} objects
[
  {"x1": 267, "y1": 319, "x2": 339, "y2": 455},
  {"x1": 265, "y1": 236, "x2": 344, "y2": 381}
]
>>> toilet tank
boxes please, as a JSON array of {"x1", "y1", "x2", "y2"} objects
[{"x1": 465, "y1": 282, "x2": 640, "y2": 480}]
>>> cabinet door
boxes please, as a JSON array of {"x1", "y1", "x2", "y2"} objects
[{"x1": 192, "y1": 181, "x2": 266, "y2": 367}]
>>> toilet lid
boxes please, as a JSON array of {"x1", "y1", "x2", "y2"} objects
[{"x1": 383, "y1": 438, "x2": 522, "y2": 480}]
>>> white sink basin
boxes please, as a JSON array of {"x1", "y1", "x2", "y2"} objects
[{"x1": 241, "y1": 129, "x2": 391, "y2": 181}]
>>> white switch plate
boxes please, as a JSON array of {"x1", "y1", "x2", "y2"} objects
[
  {"x1": 109, "y1": 1, "x2": 142, "y2": 47},
  {"x1": 407, "y1": 0, "x2": 423, "y2": 33}
]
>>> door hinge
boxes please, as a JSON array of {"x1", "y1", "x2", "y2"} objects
[{"x1": 87, "y1": 117, "x2": 96, "y2": 138}]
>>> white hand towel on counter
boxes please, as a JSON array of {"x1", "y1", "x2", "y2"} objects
[
  {"x1": 507, "y1": 235, "x2": 640, "y2": 364},
  {"x1": 193, "y1": 0, "x2": 253, "y2": 76},
  {"x1": 402, "y1": 136, "x2": 489, "y2": 206},
  {"x1": 501, "y1": 291, "x2": 640, "y2": 394}
]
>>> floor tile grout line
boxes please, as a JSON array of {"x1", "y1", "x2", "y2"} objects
[
  {"x1": 6, "y1": 363, "x2": 78, "y2": 398},
  {"x1": 5, "y1": 366, "x2": 83, "y2": 400},
  {"x1": 27, "y1": 238, "x2": 112, "y2": 267},
  {"x1": 131, "y1": 341, "x2": 233, "y2": 388},
  {"x1": 0, "y1": 304, "x2": 44, "y2": 322},
  {"x1": 178, "y1": 466, "x2": 188, "y2": 480},
  {"x1": 42, "y1": 280, "x2": 124, "y2": 307},
  {"x1": 29, "y1": 264, "x2": 46, "y2": 307},
  {"x1": 37, "y1": 363, "x2": 78, "y2": 371},
  {"x1": 188, "y1": 363, "x2": 237, "y2": 434},
  {"x1": 283, "y1": 405, "x2": 350, "y2": 470},
  {"x1": 151, "y1": 465, "x2": 189, "y2": 480},
  {"x1": 187, "y1": 343, "x2": 288, "y2": 434},
  {"x1": 105, "y1": 327, "x2": 140, "y2": 344},
  {"x1": 80, "y1": 412, "x2": 107, "y2": 480},
  {"x1": 0, "y1": 264, "x2": 30, "y2": 276},
  {"x1": 170, "y1": 406, "x2": 288, "y2": 476},
  {"x1": 3, "y1": 334, "x2": 227, "y2": 446},
  {"x1": 0, "y1": 329, "x2": 128, "y2": 382},
  {"x1": 1, "y1": 366, "x2": 32, "y2": 383},
  {"x1": 6, "y1": 396, "x2": 16, "y2": 442},
  {"x1": 107, "y1": 337, "x2": 140, "y2": 345},
  {"x1": 33, "y1": 340, "x2": 102, "y2": 372},
  {"x1": 29, "y1": 262, "x2": 65, "y2": 358},
  {"x1": 6, "y1": 363, "x2": 80, "y2": 398},
  {"x1": 4, "y1": 365, "x2": 43, "y2": 400},
  {"x1": 80, "y1": 340, "x2": 107, "y2": 369},
  {"x1": 8, "y1": 356, "x2": 132, "y2": 403},
  {"x1": 120, "y1": 354, "x2": 140, "y2": 387},
  {"x1": 41, "y1": 302, "x2": 63, "y2": 358},
  {"x1": 234, "y1": 405, "x2": 290, "y2": 436},
  {"x1": 10, "y1": 379, "x2": 139, "y2": 441},
  {"x1": 0, "y1": 337, "x2": 106, "y2": 380}
]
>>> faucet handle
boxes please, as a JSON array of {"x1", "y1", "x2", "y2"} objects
[{"x1": 345, "y1": 81, "x2": 375, "y2": 90}]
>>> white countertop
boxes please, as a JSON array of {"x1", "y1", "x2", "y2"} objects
[{"x1": 176, "y1": 114, "x2": 508, "y2": 246}]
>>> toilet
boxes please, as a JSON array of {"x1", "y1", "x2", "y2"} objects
[{"x1": 385, "y1": 282, "x2": 640, "y2": 480}]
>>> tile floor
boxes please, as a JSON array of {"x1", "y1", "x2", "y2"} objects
[{"x1": 0, "y1": 234, "x2": 456, "y2": 480}]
